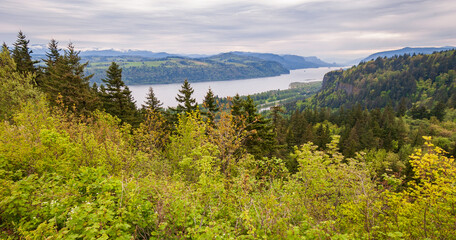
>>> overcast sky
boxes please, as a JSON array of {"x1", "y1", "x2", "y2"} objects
[{"x1": 1, "y1": 0, "x2": 455, "y2": 62}]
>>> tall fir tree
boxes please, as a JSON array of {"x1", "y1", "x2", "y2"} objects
[
  {"x1": 175, "y1": 79, "x2": 197, "y2": 114},
  {"x1": 142, "y1": 87, "x2": 163, "y2": 112},
  {"x1": 100, "y1": 62, "x2": 137, "y2": 125},
  {"x1": 38, "y1": 39, "x2": 61, "y2": 88},
  {"x1": 230, "y1": 95, "x2": 276, "y2": 159},
  {"x1": 11, "y1": 31, "x2": 37, "y2": 74},
  {"x1": 230, "y1": 94, "x2": 243, "y2": 117},
  {"x1": 203, "y1": 87, "x2": 219, "y2": 122},
  {"x1": 44, "y1": 39, "x2": 61, "y2": 68},
  {"x1": 270, "y1": 105, "x2": 288, "y2": 157},
  {"x1": 43, "y1": 42, "x2": 99, "y2": 114}
]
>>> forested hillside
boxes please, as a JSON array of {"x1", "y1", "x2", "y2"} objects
[
  {"x1": 231, "y1": 51, "x2": 337, "y2": 69},
  {"x1": 85, "y1": 53, "x2": 289, "y2": 84},
  {"x1": 362, "y1": 46, "x2": 456, "y2": 62},
  {"x1": 314, "y1": 50, "x2": 456, "y2": 111},
  {"x1": 1, "y1": 33, "x2": 456, "y2": 239}
]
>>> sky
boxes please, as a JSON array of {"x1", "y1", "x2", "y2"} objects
[{"x1": 1, "y1": 0, "x2": 455, "y2": 63}]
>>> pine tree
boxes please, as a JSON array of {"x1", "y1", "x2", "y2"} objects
[
  {"x1": 100, "y1": 62, "x2": 137, "y2": 125},
  {"x1": 38, "y1": 39, "x2": 61, "y2": 88},
  {"x1": 1, "y1": 43, "x2": 8, "y2": 52},
  {"x1": 175, "y1": 79, "x2": 197, "y2": 114},
  {"x1": 270, "y1": 105, "x2": 287, "y2": 157},
  {"x1": 203, "y1": 87, "x2": 219, "y2": 122},
  {"x1": 43, "y1": 42, "x2": 99, "y2": 114},
  {"x1": 315, "y1": 124, "x2": 331, "y2": 150},
  {"x1": 44, "y1": 39, "x2": 60, "y2": 68},
  {"x1": 241, "y1": 96, "x2": 276, "y2": 159},
  {"x1": 431, "y1": 101, "x2": 446, "y2": 121},
  {"x1": 11, "y1": 31, "x2": 37, "y2": 74},
  {"x1": 230, "y1": 94, "x2": 243, "y2": 117},
  {"x1": 142, "y1": 87, "x2": 163, "y2": 112}
]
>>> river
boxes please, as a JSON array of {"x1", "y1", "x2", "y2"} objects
[{"x1": 129, "y1": 66, "x2": 342, "y2": 108}]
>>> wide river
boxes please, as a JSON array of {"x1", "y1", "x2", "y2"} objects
[{"x1": 129, "y1": 66, "x2": 342, "y2": 108}]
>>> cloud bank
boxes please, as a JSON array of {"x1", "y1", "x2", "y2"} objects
[{"x1": 1, "y1": 0, "x2": 455, "y2": 62}]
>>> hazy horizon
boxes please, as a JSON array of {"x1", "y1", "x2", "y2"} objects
[{"x1": 2, "y1": 0, "x2": 456, "y2": 63}]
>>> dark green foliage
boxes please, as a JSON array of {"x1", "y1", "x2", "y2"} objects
[
  {"x1": 431, "y1": 101, "x2": 446, "y2": 121},
  {"x1": 44, "y1": 39, "x2": 60, "y2": 68},
  {"x1": 100, "y1": 62, "x2": 137, "y2": 125},
  {"x1": 231, "y1": 95, "x2": 276, "y2": 159},
  {"x1": 313, "y1": 50, "x2": 456, "y2": 111},
  {"x1": 270, "y1": 105, "x2": 288, "y2": 156},
  {"x1": 11, "y1": 31, "x2": 37, "y2": 74},
  {"x1": 202, "y1": 88, "x2": 219, "y2": 122},
  {"x1": 410, "y1": 105, "x2": 430, "y2": 119},
  {"x1": 142, "y1": 86, "x2": 163, "y2": 112},
  {"x1": 41, "y1": 42, "x2": 99, "y2": 114},
  {"x1": 85, "y1": 54, "x2": 289, "y2": 85},
  {"x1": 230, "y1": 94, "x2": 243, "y2": 117},
  {"x1": 175, "y1": 79, "x2": 197, "y2": 114},
  {"x1": 314, "y1": 124, "x2": 331, "y2": 150},
  {"x1": 37, "y1": 39, "x2": 60, "y2": 88}
]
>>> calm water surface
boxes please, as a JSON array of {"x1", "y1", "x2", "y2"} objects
[{"x1": 129, "y1": 67, "x2": 342, "y2": 107}]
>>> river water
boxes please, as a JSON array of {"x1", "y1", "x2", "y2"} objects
[{"x1": 129, "y1": 67, "x2": 342, "y2": 108}]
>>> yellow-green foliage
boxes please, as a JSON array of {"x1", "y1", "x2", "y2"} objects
[
  {"x1": 2, "y1": 65, "x2": 456, "y2": 239},
  {"x1": 0, "y1": 46, "x2": 41, "y2": 121},
  {"x1": 380, "y1": 137, "x2": 456, "y2": 239}
]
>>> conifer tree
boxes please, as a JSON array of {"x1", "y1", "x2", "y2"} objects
[
  {"x1": 314, "y1": 124, "x2": 331, "y2": 150},
  {"x1": 11, "y1": 31, "x2": 37, "y2": 74},
  {"x1": 44, "y1": 39, "x2": 60, "y2": 68},
  {"x1": 142, "y1": 87, "x2": 163, "y2": 112},
  {"x1": 270, "y1": 105, "x2": 288, "y2": 157},
  {"x1": 38, "y1": 39, "x2": 61, "y2": 88},
  {"x1": 203, "y1": 87, "x2": 219, "y2": 122},
  {"x1": 100, "y1": 62, "x2": 137, "y2": 125},
  {"x1": 230, "y1": 95, "x2": 276, "y2": 159},
  {"x1": 43, "y1": 42, "x2": 99, "y2": 114},
  {"x1": 1, "y1": 43, "x2": 8, "y2": 52},
  {"x1": 175, "y1": 79, "x2": 197, "y2": 114},
  {"x1": 230, "y1": 94, "x2": 243, "y2": 117}
]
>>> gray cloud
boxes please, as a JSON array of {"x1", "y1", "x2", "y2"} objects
[{"x1": 1, "y1": 0, "x2": 455, "y2": 62}]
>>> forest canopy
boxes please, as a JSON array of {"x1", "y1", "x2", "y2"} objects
[{"x1": 1, "y1": 33, "x2": 456, "y2": 239}]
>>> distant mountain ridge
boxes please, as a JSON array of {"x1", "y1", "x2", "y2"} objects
[
  {"x1": 85, "y1": 53, "x2": 289, "y2": 85},
  {"x1": 30, "y1": 45, "x2": 336, "y2": 84},
  {"x1": 230, "y1": 51, "x2": 338, "y2": 69},
  {"x1": 30, "y1": 45, "x2": 335, "y2": 70},
  {"x1": 30, "y1": 45, "x2": 202, "y2": 59},
  {"x1": 362, "y1": 46, "x2": 456, "y2": 62}
]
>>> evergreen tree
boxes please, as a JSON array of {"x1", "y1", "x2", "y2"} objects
[
  {"x1": 431, "y1": 101, "x2": 446, "y2": 121},
  {"x1": 43, "y1": 42, "x2": 99, "y2": 114},
  {"x1": 241, "y1": 96, "x2": 276, "y2": 159},
  {"x1": 230, "y1": 94, "x2": 243, "y2": 117},
  {"x1": 314, "y1": 124, "x2": 331, "y2": 150},
  {"x1": 142, "y1": 87, "x2": 163, "y2": 113},
  {"x1": 396, "y1": 97, "x2": 407, "y2": 117},
  {"x1": 270, "y1": 105, "x2": 287, "y2": 157},
  {"x1": 38, "y1": 39, "x2": 61, "y2": 88},
  {"x1": 100, "y1": 62, "x2": 137, "y2": 125},
  {"x1": 203, "y1": 87, "x2": 219, "y2": 122},
  {"x1": 11, "y1": 31, "x2": 37, "y2": 74},
  {"x1": 1, "y1": 42, "x2": 8, "y2": 52},
  {"x1": 175, "y1": 79, "x2": 197, "y2": 114},
  {"x1": 44, "y1": 39, "x2": 60, "y2": 68}
]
